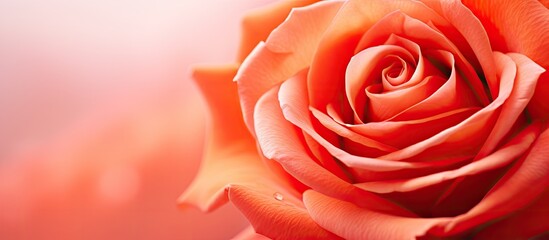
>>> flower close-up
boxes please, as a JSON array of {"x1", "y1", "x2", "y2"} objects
[{"x1": 181, "y1": 0, "x2": 549, "y2": 239}]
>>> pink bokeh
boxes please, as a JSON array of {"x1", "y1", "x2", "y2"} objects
[{"x1": 0, "y1": 0, "x2": 274, "y2": 239}]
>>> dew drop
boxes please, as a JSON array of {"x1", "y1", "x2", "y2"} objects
[{"x1": 273, "y1": 192, "x2": 284, "y2": 201}]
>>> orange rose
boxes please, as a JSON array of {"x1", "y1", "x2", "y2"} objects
[{"x1": 181, "y1": 0, "x2": 549, "y2": 239}]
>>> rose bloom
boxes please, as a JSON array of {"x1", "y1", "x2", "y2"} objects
[{"x1": 180, "y1": 0, "x2": 549, "y2": 239}]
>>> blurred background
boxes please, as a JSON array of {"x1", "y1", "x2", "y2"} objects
[{"x1": 0, "y1": 0, "x2": 273, "y2": 239}]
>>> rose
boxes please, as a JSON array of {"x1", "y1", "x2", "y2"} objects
[{"x1": 180, "y1": 0, "x2": 549, "y2": 239}]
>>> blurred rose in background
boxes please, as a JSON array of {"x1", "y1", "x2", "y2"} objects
[{"x1": 0, "y1": 0, "x2": 273, "y2": 239}]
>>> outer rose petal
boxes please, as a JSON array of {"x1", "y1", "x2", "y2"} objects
[
  {"x1": 303, "y1": 190, "x2": 449, "y2": 240},
  {"x1": 238, "y1": 0, "x2": 318, "y2": 61},
  {"x1": 473, "y1": 190, "x2": 549, "y2": 240},
  {"x1": 236, "y1": 0, "x2": 344, "y2": 135},
  {"x1": 432, "y1": 52, "x2": 544, "y2": 205},
  {"x1": 306, "y1": 135, "x2": 549, "y2": 239},
  {"x1": 461, "y1": 0, "x2": 549, "y2": 65},
  {"x1": 179, "y1": 65, "x2": 294, "y2": 211},
  {"x1": 228, "y1": 185, "x2": 342, "y2": 240},
  {"x1": 427, "y1": 124, "x2": 549, "y2": 236},
  {"x1": 461, "y1": 0, "x2": 549, "y2": 119}
]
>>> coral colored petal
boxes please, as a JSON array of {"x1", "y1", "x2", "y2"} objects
[
  {"x1": 265, "y1": 1, "x2": 344, "y2": 54},
  {"x1": 236, "y1": 1, "x2": 343, "y2": 135},
  {"x1": 390, "y1": 49, "x2": 480, "y2": 121},
  {"x1": 434, "y1": 52, "x2": 545, "y2": 204},
  {"x1": 356, "y1": 123, "x2": 540, "y2": 193},
  {"x1": 380, "y1": 35, "x2": 425, "y2": 90},
  {"x1": 254, "y1": 83, "x2": 414, "y2": 216},
  {"x1": 355, "y1": 11, "x2": 490, "y2": 107},
  {"x1": 345, "y1": 45, "x2": 415, "y2": 121},
  {"x1": 308, "y1": 0, "x2": 468, "y2": 110},
  {"x1": 422, "y1": 0, "x2": 498, "y2": 98},
  {"x1": 476, "y1": 53, "x2": 544, "y2": 158},
  {"x1": 303, "y1": 190, "x2": 449, "y2": 240},
  {"x1": 365, "y1": 76, "x2": 445, "y2": 123},
  {"x1": 191, "y1": 64, "x2": 249, "y2": 146},
  {"x1": 238, "y1": 0, "x2": 318, "y2": 61},
  {"x1": 428, "y1": 125, "x2": 549, "y2": 236},
  {"x1": 255, "y1": 85, "x2": 353, "y2": 198},
  {"x1": 179, "y1": 65, "x2": 292, "y2": 212},
  {"x1": 310, "y1": 107, "x2": 398, "y2": 152},
  {"x1": 462, "y1": 0, "x2": 549, "y2": 119},
  {"x1": 348, "y1": 107, "x2": 478, "y2": 149},
  {"x1": 473, "y1": 190, "x2": 549, "y2": 240},
  {"x1": 381, "y1": 52, "x2": 518, "y2": 161},
  {"x1": 279, "y1": 71, "x2": 432, "y2": 171},
  {"x1": 300, "y1": 131, "x2": 353, "y2": 182},
  {"x1": 366, "y1": 77, "x2": 446, "y2": 122},
  {"x1": 227, "y1": 185, "x2": 341, "y2": 240},
  {"x1": 461, "y1": 0, "x2": 549, "y2": 69}
]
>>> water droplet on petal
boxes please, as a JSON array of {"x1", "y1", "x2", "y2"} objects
[{"x1": 273, "y1": 192, "x2": 284, "y2": 201}]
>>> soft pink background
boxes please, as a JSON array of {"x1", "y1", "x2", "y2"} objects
[{"x1": 0, "y1": 0, "x2": 273, "y2": 239}]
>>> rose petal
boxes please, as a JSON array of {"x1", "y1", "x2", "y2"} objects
[
  {"x1": 389, "y1": 49, "x2": 480, "y2": 121},
  {"x1": 236, "y1": 0, "x2": 343, "y2": 134},
  {"x1": 364, "y1": 37, "x2": 447, "y2": 121},
  {"x1": 346, "y1": 44, "x2": 416, "y2": 122},
  {"x1": 308, "y1": 0, "x2": 467, "y2": 109},
  {"x1": 256, "y1": 85, "x2": 351, "y2": 194},
  {"x1": 312, "y1": 105, "x2": 479, "y2": 153},
  {"x1": 254, "y1": 81, "x2": 414, "y2": 216},
  {"x1": 461, "y1": 0, "x2": 549, "y2": 119},
  {"x1": 421, "y1": 0, "x2": 498, "y2": 98},
  {"x1": 476, "y1": 53, "x2": 544, "y2": 159},
  {"x1": 238, "y1": 0, "x2": 318, "y2": 61},
  {"x1": 315, "y1": 10, "x2": 491, "y2": 125},
  {"x1": 300, "y1": 130, "x2": 354, "y2": 182},
  {"x1": 432, "y1": 52, "x2": 544, "y2": 205},
  {"x1": 279, "y1": 70, "x2": 435, "y2": 171},
  {"x1": 380, "y1": 52, "x2": 523, "y2": 161},
  {"x1": 179, "y1": 65, "x2": 292, "y2": 211},
  {"x1": 347, "y1": 107, "x2": 479, "y2": 150},
  {"x1": 310, "y1": 107, "x2": 398, "y2": 153},
  {"x1": 427, "y1": 124, "x2": 549, "y2": 236},
  {"x1": 473, "y1": 190, "x2": 549, "y2": 239},
  {"x1": 227, "y1": 184, "x2": 341, "y2": 240},
  {"x1": 461, "y1": 0, "x2": 549, "y2": 69},
  {"x1": 303, "y1": 190, "x2": 449, "y2": 239},
  {"x1": 356, "y1": 10, "x2": 491, "y2": 107},
  {"x1": 356, "y1": 123, "x2": 540, "y2": 193}
]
